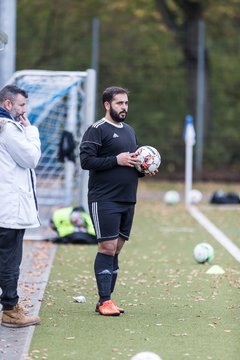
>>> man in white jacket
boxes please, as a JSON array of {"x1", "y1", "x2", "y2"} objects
[{"x1": 0, "y1": 85, "x2": 41, "y2": 327}]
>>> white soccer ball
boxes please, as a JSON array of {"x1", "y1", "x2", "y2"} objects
[
  {"x1": 135, "y1": 146, "x2": 161, "y2": 174},
  {"x1": 164, "y1": 190, "x2": 180, "y2": 205},
  {"x1": 188, "y1": 189, "x2": 203, "y2": 204},
  {"x1": 131, "y1": 352, "x2": 162, "y2": 360},
  {"x1": 193, "y1": 242, "x2": 214, "y2": 264}
]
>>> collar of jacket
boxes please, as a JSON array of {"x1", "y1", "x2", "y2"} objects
[
  {"x1": 0, "y1": 107, "x2": 24, "y2": 131},
  {"x1": 0, "y1": 106, "x2": 13, "y2": 120},
  {"x1": 5, "y1": 118, "x2": 24, "y2": 131}
]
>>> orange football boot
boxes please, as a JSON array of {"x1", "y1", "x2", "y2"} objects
[
  {"x1": 98, "y1": 300, "x2": 120, "y2": 316},
  {"x1": 96, "y1": 300, "x2": 124, "y2": 314},
  {"x1": 112, "y1": 300, "x2": 125, "y2": 313}
]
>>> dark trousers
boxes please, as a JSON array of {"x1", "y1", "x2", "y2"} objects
[{"x1": 0, "y1": 227, "x2": 25, "y2": 310}]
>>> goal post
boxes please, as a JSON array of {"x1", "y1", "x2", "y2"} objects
[
  {"x1": 79, "y1": 69, "x2": 96, "y2": 213},
  {"x1": 7, "y1": 69, "x2": 96, "y2": 239}
]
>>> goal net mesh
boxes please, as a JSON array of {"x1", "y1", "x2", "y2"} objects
[{"x1": 9, "y1": 70, "x2": 93, "y2": 239}]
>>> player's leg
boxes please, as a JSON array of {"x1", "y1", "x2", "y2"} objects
[
  {"x1": 111, "y1": 237, "x2": 125, "y2": 294},
  {"x1": 0, "y1": 228, "x2": 23, "y2": 310},
  {"x1": 90, "y1": 202, "x2": 121, "y2": 316},
  {"x1": 109, "y1": 237, "x2": 125, "y2": 313},
  {"x1": 110, "y1": 203, "x2": 135, "y2": 312},
  {"x1": 0, "y1": 228, "x2": 41, "y2": 327},
  {"x1": 94, "y1": 239, "x2": 117, "y2": 303}
]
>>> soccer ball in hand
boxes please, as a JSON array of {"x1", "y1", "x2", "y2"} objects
[
  {"x1": 193, "y1": 242, "x2": 214, "y2": 264},
  {"x1": 135, "y1": 146, "x2": 161, "y2": 174}
]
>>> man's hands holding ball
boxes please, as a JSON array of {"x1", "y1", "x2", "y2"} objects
[
  {"x1": 116, "y1": 152, "x2": 139, "y2": 167},
  {"x1": 116, "y1": 151, "x2": 158, "y2": 176}
]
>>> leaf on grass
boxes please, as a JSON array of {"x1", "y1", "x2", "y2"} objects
[{"x1": 208, "y1": 323, "x2": 216, "y2": 328}]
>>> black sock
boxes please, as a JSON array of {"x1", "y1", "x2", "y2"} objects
[
  {"x1": 111, "y1": 254, "x2": 119, "y2": 294},
  {"x1": 94, "y1": 252, "x2": 114, "y2": 304}
]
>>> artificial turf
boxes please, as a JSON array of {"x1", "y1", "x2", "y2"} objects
[{"x1": 29, "y1": 182, "x2": 240, "y2": 360}]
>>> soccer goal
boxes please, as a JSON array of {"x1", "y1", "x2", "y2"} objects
[{"x1": 8, "y1": 69, "x2": 96, "y2": 239}]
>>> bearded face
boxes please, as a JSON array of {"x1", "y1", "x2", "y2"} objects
[{"x1": 109, "y1": 104, "x2": 128, "y2": 123}]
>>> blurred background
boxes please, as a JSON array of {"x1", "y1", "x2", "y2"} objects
[{"x1": 1, "y1": 0, "x2": 240, "y2": 181}]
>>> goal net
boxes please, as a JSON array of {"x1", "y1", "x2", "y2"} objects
[{"x1": 8, "y1": 69, "x2": 96, "y2": 239}]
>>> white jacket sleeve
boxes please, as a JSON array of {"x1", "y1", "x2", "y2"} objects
[{"x1": 3, "y1": 122, "x2": 41, "y2": 169}]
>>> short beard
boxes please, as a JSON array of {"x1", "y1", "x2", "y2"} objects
[
  {"x1": 13, "y1": 115, "x2": 21, "y2": 122},
  {"x1": 11, "y1": 111, "x2": 21, "y2": 122},
  {"x1": 110, "y1": 106, "x2": 127, "y2": 123}
]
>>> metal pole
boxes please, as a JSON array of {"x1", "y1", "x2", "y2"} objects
[
  {"x1": 184, "y1": 115, "x2": 196, "y2": 205},
  {"x1": 195, "y1": 19, "x2": 205, "y2": 179},
  {"x1": 79, "y1": 69, "x2": 96, "y2": 212},
  {"x1": 91, "y1": 17, "x2": 99, "y2": 121},
  {"x1": 185, "y1": 139, "x2": 193, "y2": 204},
  {"x1": 64, "y1": 85, "x2": 78, "y2": 206},
  {"x1": 0, "y1": 0, "x2": 16, "y2": 88}
]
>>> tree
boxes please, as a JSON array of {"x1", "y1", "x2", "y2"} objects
[
  {"x1": 15, "y1": 0, "x2": 240, "y2": 179},
  {"x1": 155, "y1": 0, "x2": 210, "y2": 133},
  {"x1": 155, "y1": 0, "x2": 240, "y2": 179}
]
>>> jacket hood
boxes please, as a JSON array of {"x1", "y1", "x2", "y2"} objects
[
  {"x1": 0, "y1": 107, "x2": 12, "y2": 134},
  {"x1": 0, "y1": 107, "x2": 13, "y2": 120}
]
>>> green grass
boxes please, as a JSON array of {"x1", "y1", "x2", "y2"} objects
[
  {"x1": 29, "y1": 182, "x2": 240, "y2": 360},
  {"x1": 199, "y1": 204, "x2": 240, "y2": 246}
]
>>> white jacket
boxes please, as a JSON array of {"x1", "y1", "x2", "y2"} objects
[{"x1": 0, "y1": 118, "x2": 41, "y2": 229}]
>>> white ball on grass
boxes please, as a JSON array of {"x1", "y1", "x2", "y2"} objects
[
  {"x1": 131, "y1": 352, "x2": 162, "y2": 360},
  {"x1": 188, "y1": 189, "x2": 203, "y2": 204},
  {"x1": 193, "y1": 242, "x2": 214, "y2": 263},
  {"x1": 164, "y1": 190, "x2": 180, "y2": 205}
]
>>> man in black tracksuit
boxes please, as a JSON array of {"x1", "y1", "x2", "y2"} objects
[{"x1": 80, "y1": 86, "x2": 156, "y2": 316}]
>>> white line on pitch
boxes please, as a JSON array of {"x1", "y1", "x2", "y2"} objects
[{"x1": 188, "y1": 205, "x2": 240, "y2": 262}]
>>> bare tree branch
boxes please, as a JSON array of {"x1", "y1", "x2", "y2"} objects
[{"x1": 155, "y1": 0, "x2": 180, "y2": 34}]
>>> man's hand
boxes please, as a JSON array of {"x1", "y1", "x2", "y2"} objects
[
  {"x1": 19, "y1": 114, "x2": 31, "y2": 127},
  {"x1": 116, "y1": 152, "x2": 140, "y2": 167}
]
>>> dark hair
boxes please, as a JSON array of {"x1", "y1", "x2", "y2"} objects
[
  {"x1": 102, "y1": 86, "x2": 129, "y2": 105},
  {"x1": 0, "y1": 85, "x2": 28, "y2": 104}
]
